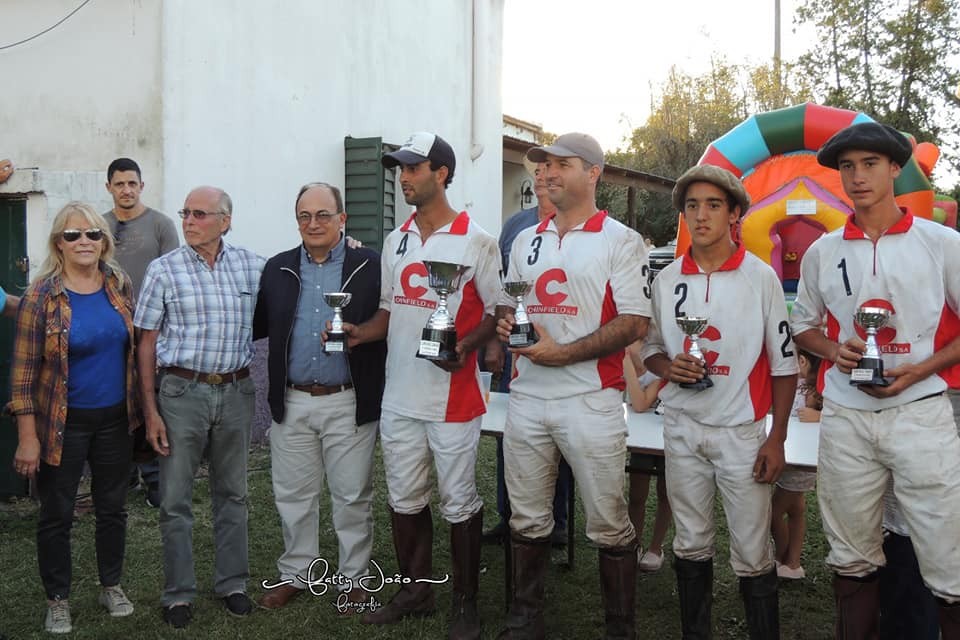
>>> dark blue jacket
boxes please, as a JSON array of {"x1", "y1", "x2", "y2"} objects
[{"x1": 253, "y1": 244, "x2": 386, "y2": 425}]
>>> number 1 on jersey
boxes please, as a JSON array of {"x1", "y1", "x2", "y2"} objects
[{"x1": 837, "y1": 258, "x2": 852, "y2": 296}]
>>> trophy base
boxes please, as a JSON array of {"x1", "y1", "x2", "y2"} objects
[
  {"x1": 508, "y1": 324, "x2": 538, "y2": 348},
  {"x1": 416, "y1": 327, "x2": 459, "y2": 362},
  {"x1": 679, "y1": 376, "x2": 714, "y2": 391},
  {"x1": 325, "y1": 331, "x2": 346, "y2": 353},
  {"x1": 850, "y1": 358, "x2": 890, "y2": 386}
]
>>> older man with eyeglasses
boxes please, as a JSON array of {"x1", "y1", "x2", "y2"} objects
[
  {"x1": 251, "y1": 182, "x2": 386, "y2": 613},
  {"x1": 135, "y1": 186, "x2": 265, "y2": 629}
]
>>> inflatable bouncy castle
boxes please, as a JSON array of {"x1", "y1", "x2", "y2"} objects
[{"x1": 674, "y1": 103, "x2": 946, "y2": 293}]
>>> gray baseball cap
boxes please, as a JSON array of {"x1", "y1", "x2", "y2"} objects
[{"x1": 527, "y1": 132, "x2": 604, "y2": 171}]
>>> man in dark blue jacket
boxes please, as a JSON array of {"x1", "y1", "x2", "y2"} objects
[{"x1": 252, "y1": 182, "x2": 386, "y2": 613}]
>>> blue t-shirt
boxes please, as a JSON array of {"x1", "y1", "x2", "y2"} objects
[
  {"x1": 0, "y1": 285, "x2": 7, "y2": 311},
  {"x1": 66, "y1": 287, "x2": 127, "y2": 409}
]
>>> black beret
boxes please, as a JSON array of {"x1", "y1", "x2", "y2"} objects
[{"x1": 817, "y1": 122, "x2": 913, "y2": 169}]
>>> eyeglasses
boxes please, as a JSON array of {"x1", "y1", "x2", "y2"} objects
[
  {"x1": 297, "y1": 211, "x2": 341, "y2": 225},
  {"x1": 178, "y1": 209, "x2": 225, "y2": 220},
  {"x1": 61, "y1": 228, "x2": 104, "y2": 242}
]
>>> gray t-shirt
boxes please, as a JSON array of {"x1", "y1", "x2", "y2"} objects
[{"x1": 103, "y1": 207, "x2": 180, "y2": 295}]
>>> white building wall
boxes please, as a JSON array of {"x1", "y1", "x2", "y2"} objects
[
  {"x1": 0, "y1": 1, "x2": 165, "y2": 192},
  {"x1": 2, "y1": 0, "x2": 504, "y2": 264},
  {"x1": 161, "y1": 0, "x2": 504, "y2": 258}
]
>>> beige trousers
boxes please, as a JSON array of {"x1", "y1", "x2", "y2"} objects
[
  {"x1": 663, "y1": 410, "x2": 775, "y2": 577},
  {"x1": 818, "y1": 394, "x2": 960, "y2": 601},
  {"x1": 379, "y1": 408, "x2": 483, "y2": 524},
  {"x1": 503, "y1": 388, "x2": 635, "y2": 548}
]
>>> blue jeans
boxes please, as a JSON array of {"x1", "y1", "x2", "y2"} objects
[
  {"x1": 37, "y1": 403, "x2": 131, "y2": 600},
  {"x1": 157, "y1": 373, "x2": 255, "y2": 606}
]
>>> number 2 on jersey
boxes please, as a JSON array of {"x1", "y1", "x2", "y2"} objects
[
  {"x1": 674, "y1": 283, "x2": 688, "y2": 318},
  {"x1": 778, "y1": 321, "x2": 795, "y2": 358}
]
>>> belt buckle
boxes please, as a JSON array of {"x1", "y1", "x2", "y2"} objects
[{"x1": 207, "y1": 373, "x2": 223, "y2": 385}]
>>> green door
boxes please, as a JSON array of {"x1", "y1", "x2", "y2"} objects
[{"x1": 0, "y1": 197, "x2": 28, "y2": 498}]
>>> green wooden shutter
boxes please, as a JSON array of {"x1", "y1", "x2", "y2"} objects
[{"x1": 344, "y1": 136, "x2": 399, "y2": 252}]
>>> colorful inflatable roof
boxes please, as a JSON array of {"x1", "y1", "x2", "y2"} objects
[{"x1": 674, "y1": 102, "x2": 941, "y2": 284}]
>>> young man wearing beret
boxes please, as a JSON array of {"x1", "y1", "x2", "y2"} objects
[
  {"x1": 791, "y1": 122, "x2": 960, "y2": 639},
  {"x1": 642, "y1": 164, "x2": 797, "y2": 640}
]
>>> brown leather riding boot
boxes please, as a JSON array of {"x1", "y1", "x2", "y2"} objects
[
  {"x1": 496, "y1": 534, "x2": 551, "y2": 640},
  {"x1": 675, "y1": 557, "x2": 713, "y2": 639},
  {"x1": 362, "y1": 507, "x2": 435, "y2": 625},
  {"x1": 939, "y1": 598, "x2": 960, "y2": 640},
  {"x1": 833, "y1": 573, "x2": 879, "y2": 640},
  {"x1": 739, "y1": 569, "x2": 780, "y2": 640},
  {"x1": 598, "y1": 540, "x2": 638, "y2": 640},
  {"x1": 448, "y1": 509, "x2": 483, "y2": 640}
]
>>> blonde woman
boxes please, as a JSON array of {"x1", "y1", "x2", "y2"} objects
[{"x1": 7, "y1": 202, "x2": 142, "y2": 633}]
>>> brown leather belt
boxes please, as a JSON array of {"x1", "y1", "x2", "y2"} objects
[
  {"x1": 288, "y1": 382, "x2": 353, "y2": 396},
  {"x1": 164, "y1": 366, "x2": 250, "y2": 385}
]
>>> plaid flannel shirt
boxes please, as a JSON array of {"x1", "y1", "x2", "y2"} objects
[
  {"x1": 5, "y1": 265, "x2": 142, "y2": 466},
  {"x1": 134, "y1": 241, "x2": 265, "y2": 372}
]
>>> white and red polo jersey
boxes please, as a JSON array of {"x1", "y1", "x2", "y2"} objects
[
  {"x1": 380, "y1": 211, "x2": 501, "y2": 423},
  {"x1": 501, "y1": 210, "x2": 650, "y2": 399},
  {"x1": 790, "y1": 211, "x2": 960, "y2": 411},
  {"x1": 642, "y1": 245, "x2": 799, "y2": 426}
]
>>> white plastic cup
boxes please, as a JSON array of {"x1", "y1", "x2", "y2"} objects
[{"x1": 480, "y1": 371, "x2": 493, "y2": 402}]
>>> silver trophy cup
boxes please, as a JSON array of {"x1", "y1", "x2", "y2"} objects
[
  {"x1": 676, "y1": 316, "x2": 714, "y2": 390},
  {"x1": 850, "y1": 306, "x2": 891, "y2": 386},
  {"x1": 323, "y1": 292, "x2": 353, "y2": 353},
  {"x1": 417, "y1": 261, "x2": 470, "y2": 361},
  {"x1": 503, "y1": 280, "x2": 538, "y2": 348}
]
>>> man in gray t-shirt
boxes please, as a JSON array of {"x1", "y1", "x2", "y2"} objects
[
  {"x1": 104, "y1": 157, "x2": 179, "y2": 505},
  {"x1": 104, "y1": 158, "x2": 179, "y2": 296}
]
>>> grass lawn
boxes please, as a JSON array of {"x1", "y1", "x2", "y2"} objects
[{"x1": 0, "y1": 437, "x2": 836, "y2": 639}]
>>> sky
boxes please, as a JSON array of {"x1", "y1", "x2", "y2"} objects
[
  {"x1": 501, "y1": 0, "x2": 811, "y2": 153},
  {"x1": 501, "y1": 0, "x2": 958, "y2": 185}
]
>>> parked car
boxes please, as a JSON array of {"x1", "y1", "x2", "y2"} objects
[{"x1": 647, "y1": 241, "x2": 677, "y2": 280}]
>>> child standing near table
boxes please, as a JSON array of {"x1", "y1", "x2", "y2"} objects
[
  {"x1": 624, "y1": 340, "x2": 672, "y2": 572},
  {"x1": 771, "y1": 349, "x2": 821, "y2": 579}
]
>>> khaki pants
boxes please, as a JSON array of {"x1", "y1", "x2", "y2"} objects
[
  {"x1": 818, "y1": 394, "x2": 960, "y2": 601},
  {"x1": 270, "y1": 388, "x2": 376, "y2": 586},
  {"x1": 379, "y1": 409, "x2": 483, "y2": 524},
  {"x1": 503, "y1": 388, "x2": 634, "y2": 548},
  {"x1": 663, "y1": 410, "x2": 774, "y2": 577}
]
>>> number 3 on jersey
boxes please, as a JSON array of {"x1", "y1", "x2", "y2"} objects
[{"x1": 527, "y1": 236, "x2": 542, "y2": 266}]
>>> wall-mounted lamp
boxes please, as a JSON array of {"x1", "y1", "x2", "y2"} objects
[{"x1": 520, "y1": 180, "x2": 534, "y2": 207}]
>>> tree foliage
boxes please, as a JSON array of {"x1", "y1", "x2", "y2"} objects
[
  {"x1": 795, "y1": 0, "x2": 960, "y2": 179},
  {"x1": 605, "y1": 58, "x2": 811, "y2": 244}
]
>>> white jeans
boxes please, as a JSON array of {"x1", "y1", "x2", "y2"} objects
[
  {"x1": 378, "y1": 408, "x2": 483, "y2": 523},
  {"x1": 503, "y1": 388, "x2": 634, "y2": 548},
  {"x1": 663, "y1": 410, "x2": 774, "y2": 577},
  {"x1": 270, "y1": 388, "x2": 376, "y2": 586},
  {"x1": 818, "y1": 394, "x2": 960, "y2": 601}
]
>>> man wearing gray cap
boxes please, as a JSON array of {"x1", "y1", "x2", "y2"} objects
[
  {"x1": 791, "y1": 121, "x2": 960, "y2": 638},
  {"x1": 642, "y1": 164, "x2": 797, "y2": 639},
  {"x1": 495, "y1": 132, "x2": 650, "y2": 639},
  {"x1": 347, "y1": 132, "x2": 500, "y2": 639}
]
